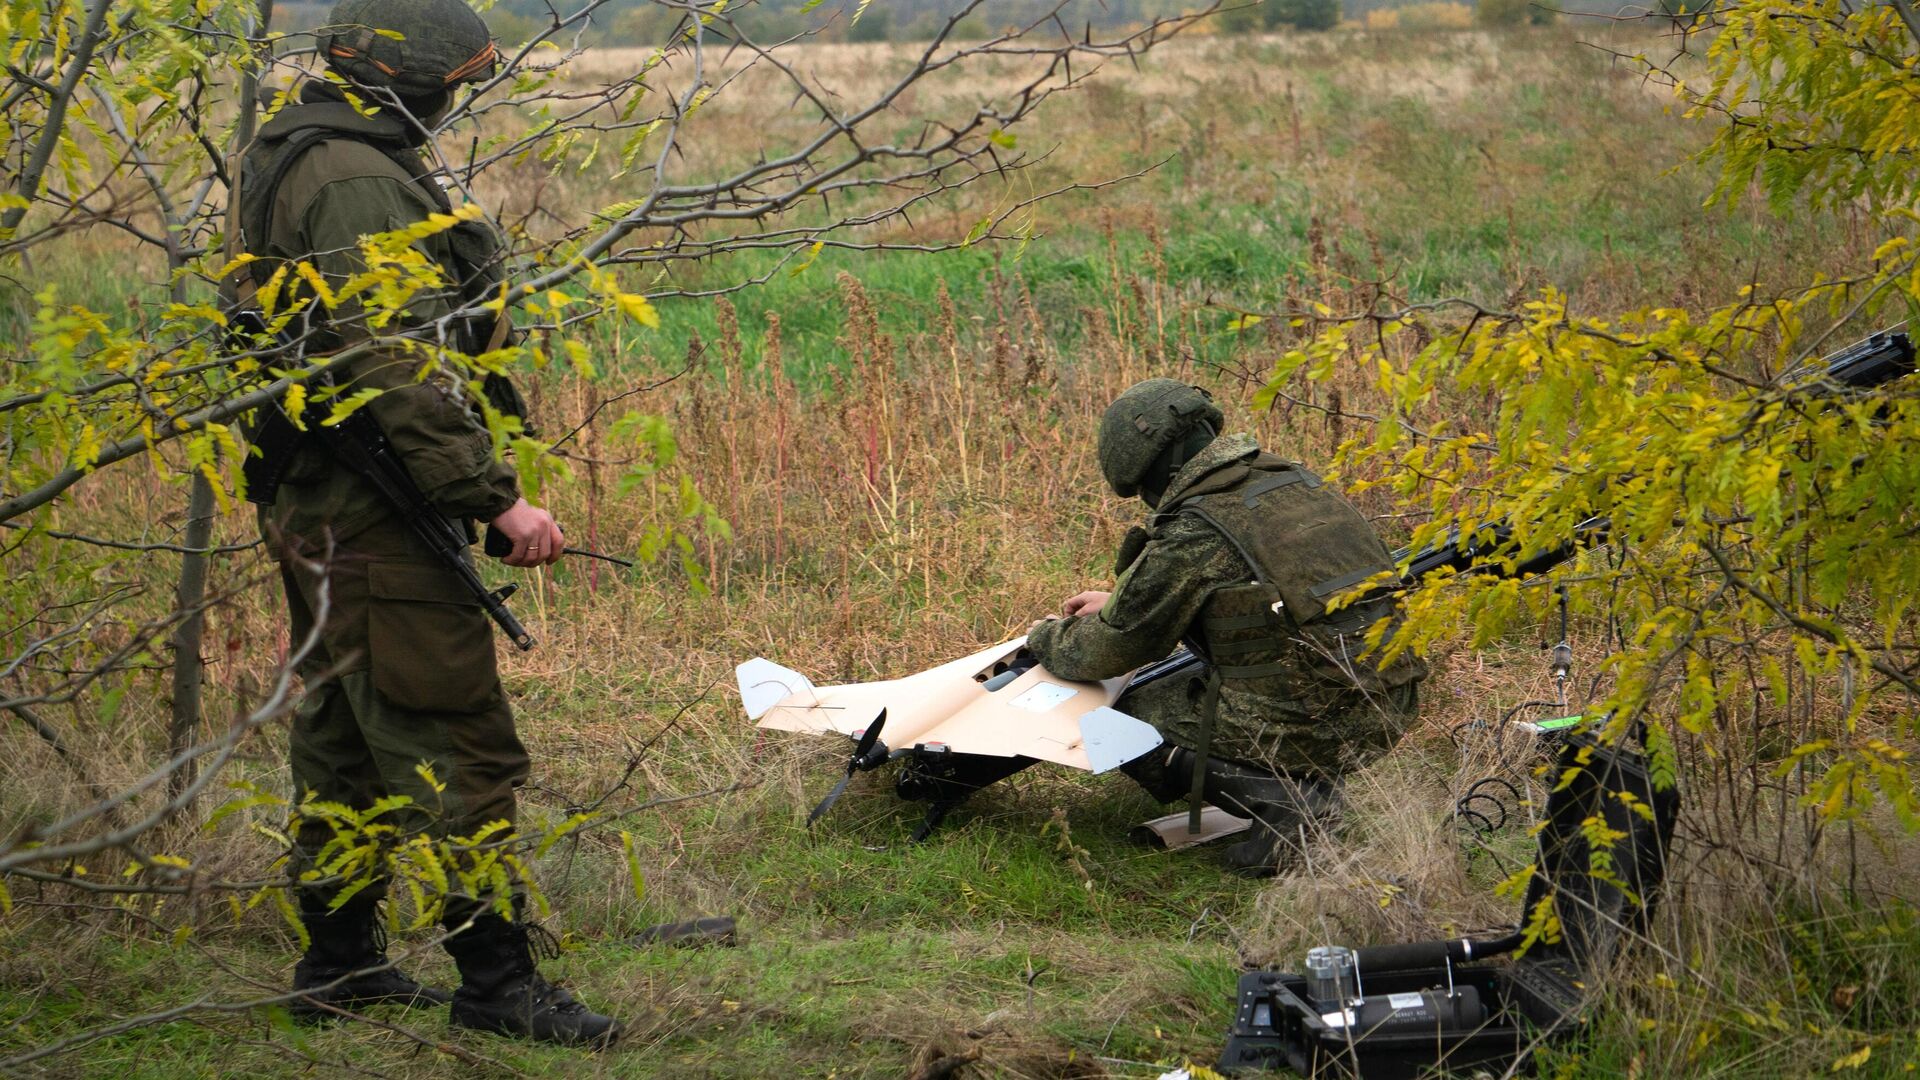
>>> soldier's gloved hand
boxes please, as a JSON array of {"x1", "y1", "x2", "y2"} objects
[
  {"x1": 488, "y1": 498, "x2": 566, "y2": 567},
  {"x1": 1061, "y1": 591, "x2": 1112, "y2": 619}
]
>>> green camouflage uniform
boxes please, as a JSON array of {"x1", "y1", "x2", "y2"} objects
[
  {"x1": 244, "y1": 82, "x2": 528, "y2": 890},
  {"x1": 1028, "y1": 434, "x2": 1424, "y2": 778}
]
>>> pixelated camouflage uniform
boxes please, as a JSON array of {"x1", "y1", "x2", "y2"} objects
[{"x1": 1027, "y1": 434, "x2": 1424, "y2": 778}]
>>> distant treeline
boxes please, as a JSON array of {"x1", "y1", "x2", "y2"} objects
[{"x1": 273, "y1": 0, "x2": 1651, "y2": 49}]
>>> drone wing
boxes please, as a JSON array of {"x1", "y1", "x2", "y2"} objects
[{"x1": 737, "y1": 638, "x2": 1161, "y2": 774}]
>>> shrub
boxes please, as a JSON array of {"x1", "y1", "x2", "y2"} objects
[
  {"x1": 1475, "y1": 0, "x2": 1555, "y2": 26},
  {"x1": 1217, "y1": 2, "x2": 1265, "y2": 33},
  {"x1": 1268, "y1": 0, "x2": 1343, "y2": 29}
]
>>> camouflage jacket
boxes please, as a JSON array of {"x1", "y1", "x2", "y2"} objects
[
  {"x1": 245, "y1": 82, "x2": 519, "y2": 550},
  {"x1": 1028, "y1": 435, "x2": 1422, "y2": 775}
]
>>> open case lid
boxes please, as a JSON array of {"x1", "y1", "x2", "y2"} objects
[{"x1": 1520, "y1": 731, "x2": 1680, "y2": 971}]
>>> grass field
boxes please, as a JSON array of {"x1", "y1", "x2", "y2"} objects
[{"x1": 3, "y1": 23, "x2": 1918, "y2": 1080}]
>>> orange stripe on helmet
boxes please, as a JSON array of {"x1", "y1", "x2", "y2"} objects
[
  {"x1": 328, "y1": 44, "x2": 400, "y2": 78},
  {"x1": 443, "y1": 40, "x2": 498, "y2": 85}
]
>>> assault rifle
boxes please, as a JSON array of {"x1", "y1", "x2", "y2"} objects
[
  {"x1": 325, "y1": 410, "x2": 537, "y2": 650},
  {"x1": 245, "y1": 401, "x2": 539, "y2": 651},
  {"x1": 246, "y1": 386, "x2": 639, "y2": 651},
  {"x1": 1132, "y1": 326, "x2": 1916, "y2": 690},
  {"x1": 246, "y1": 397, "x2": 639, "y2": 650}
]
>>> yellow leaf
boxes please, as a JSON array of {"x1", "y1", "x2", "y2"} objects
[
  {"x1": 414, "y1": 763, "x2": 446, "y2": 794},
  {"x1": 1832, "y1": 1046, "x2": 1871, "y2": 1071},
  {"x1": 790, "y1": 239, "x2": 826, "y2": 275},
  {"x1": 615, "y1": 292, "x2": 660, "y2": 328},
  {"x1": 282, "y1": 383, "x2": 308, "y2": 431},
  {"x1": 622, "y1": 830, "x2": 647, "y2": 902}
]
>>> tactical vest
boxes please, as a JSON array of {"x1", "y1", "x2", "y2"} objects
[
  {"x1": 228, "y1": 98, "x2": 529, "y2": 505},
  {"x1": 1159, "y1": 452, "x2": 1426, "y2": 700},
  {"x1": 1153, "y1": 451, "x2": 1427, "y2": 828}
]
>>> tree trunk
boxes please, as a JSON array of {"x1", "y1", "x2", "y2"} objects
[
  {"x1": 164, "y1": 0, "x2": 274, "y2": 801},
  {"x1": 164, "y1": 472, "x2": 217, "y2": 799}
]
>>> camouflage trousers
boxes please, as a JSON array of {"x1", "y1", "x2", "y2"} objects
[{"x1": 274, "y1": 517, "x2": 530, "y2": 904}]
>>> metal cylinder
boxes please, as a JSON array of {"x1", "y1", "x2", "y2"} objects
[
  {"x1": 1352, "y1": 985, "x2": 1487, "y2": 1035},
  {"x1": 1303, "y1": 945, "x2": 1357, "y2": 1012}
]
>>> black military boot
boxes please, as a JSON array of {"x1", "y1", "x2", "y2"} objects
[
  {"x1": 1196, "y1": 757, "x2": 1344, "y2": 878},
  {"x1": 291, "y1": 894, "x2": 452, "y2": 1022},
  {"x1": 1120, "y1": 745, "x2": 1191, "y2": 803},
  {"x1": 443, "y1": 910, "x2": 622, "y2": 1048}
]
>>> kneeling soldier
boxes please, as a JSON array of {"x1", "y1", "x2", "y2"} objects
[{"x1": 1027, "y1": 380, "x2": 1426, "y2": 876}]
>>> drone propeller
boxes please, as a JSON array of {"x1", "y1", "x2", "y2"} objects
[{"x1": 807, "y1": 709, "x2": 889, "y2": 827}]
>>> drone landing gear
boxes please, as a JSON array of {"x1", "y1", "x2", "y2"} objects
[{"x1": 895, "y1": 748, "x2": 1037, "y2": 841}]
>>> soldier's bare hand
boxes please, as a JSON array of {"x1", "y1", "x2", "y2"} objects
[
  {"x1": 490, "y1": 498, "x2": 566, "y2": 567},
  {"x1": 1061, "y1": 591, "x2": 1111, "y2": 618}
]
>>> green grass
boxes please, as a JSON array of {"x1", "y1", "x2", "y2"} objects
[{"x1": 0, "y1": 773, "x2": 1256, "y2": 1078}]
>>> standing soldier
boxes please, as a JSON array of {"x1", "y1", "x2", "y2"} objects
[
  {"x1": 235, "y1": 0, "x2": 619, "y2": 1046},
  {"x1": 1026, "y1": 380, "x2": 1427, "y2": 876}
]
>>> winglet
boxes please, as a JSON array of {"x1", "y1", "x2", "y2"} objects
[
  {"x1": 1079, "y1": 706, "x2": 1163, "y2": 774},
  {"x1": 736, "y1": 658, "x2": 815, "y2": 720}
]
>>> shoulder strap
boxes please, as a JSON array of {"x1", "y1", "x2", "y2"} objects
[
  {"x1": 1177, "y1": 501, "x2": 1272, "y2": 585},
  {"x1": 239, "y1": 100, "x2": 446, "y2": 262},
  {"x1": 239, "y1": 124, "x2": 353, "y2": 265},
  {"x1": 230, "y1": 119, "x2": 453, "y2": 306}
]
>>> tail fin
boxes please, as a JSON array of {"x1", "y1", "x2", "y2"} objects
[
  {"x1": 736, "y1": 658, "x2": 815, "y2": 720},
  {"x1": 1078, "y1": 706, "x2": 1163, "y2": 774}
]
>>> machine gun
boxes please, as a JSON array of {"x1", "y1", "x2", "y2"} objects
[
  {"x1": 1397, "y1": 326, "x2": 1914, "y2": 581},
  {"x1": 1135, "y1": 326, "x2": 1915, "y2": 693}
]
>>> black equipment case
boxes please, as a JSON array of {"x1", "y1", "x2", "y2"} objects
[{"x1": 1220, "y1": 732, "x2": 1677, "y2": 1078}]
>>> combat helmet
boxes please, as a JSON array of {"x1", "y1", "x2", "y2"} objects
[
  {"x1": 320, "y1": 0, "x2": 499, "y2": 98},
  {"x1": 1097, "y1": 378, "x2": 1225, "y2": 504}
]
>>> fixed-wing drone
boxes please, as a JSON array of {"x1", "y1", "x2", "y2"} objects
[{"x1": 738, "y1": 638, "x2": 1166, "y2": 838}]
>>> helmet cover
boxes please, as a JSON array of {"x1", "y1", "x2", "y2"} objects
[
  {"x1": 321, "y1": 0, "x2": 498, "y2": 96},
  {"x1": 1097, "y1": 379, "x2": 1225, "y2": 498}
]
